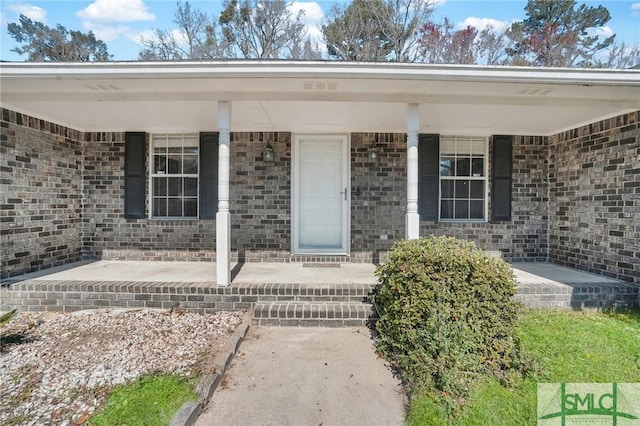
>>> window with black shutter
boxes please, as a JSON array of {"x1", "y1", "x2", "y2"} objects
[
  {"x1": 125, "y1": 132, "x2": 218, "y2": 220},
  {"x1": 439, "y1": 136, "x2": 487, "y2": 220},
  {"x1": 150, "y1": 134, "x2": 200, "y2": 218},
  {"x1": 419, "y1": 134, "x2": 492, "y2": 222}
]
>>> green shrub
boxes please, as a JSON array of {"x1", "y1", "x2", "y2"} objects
[
  {"x1": 1, "y1": 309, "x2": 18, "y2": 325},
  {"x1": 373, "y1": 236, "x2": 527, "y2": 413}
]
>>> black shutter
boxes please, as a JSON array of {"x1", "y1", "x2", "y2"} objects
[
  {"x1": 491, "y1": 135, "x2": 513, "y2": 221},
  {"x1": 124, "y1": 132, "x2": 146, "y2": 219},
  {"x1": 199, "y1": 132, "x2": 219, "y2": 219},
  {"x1": 418, "y1": 134, "x2": 440, "y2": 221}
]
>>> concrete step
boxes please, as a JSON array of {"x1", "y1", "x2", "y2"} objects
[
  {"x1": 231, "y1": 283, "x2": 374, "y2": 306},
  {"x1": 252, "y1": 302, "x2": 376, "y2": 327}
]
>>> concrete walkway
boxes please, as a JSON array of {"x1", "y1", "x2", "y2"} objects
[{"x1": 195, "y1": 327, "x2": 405, "y2": 426}]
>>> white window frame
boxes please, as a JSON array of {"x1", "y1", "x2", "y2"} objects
[
  {"x1": 149, "y1": 133, "x2": 200, "y2": 220},
  {"x1": 438, "y1": 135, "x2": 489, "y2": 222}
]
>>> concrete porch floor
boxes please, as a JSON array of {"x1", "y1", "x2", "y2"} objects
[
  {"x1": 3, "y1": 260, "x2": 377, "y2": 285},
  {"x1": 2, "y1": 259, "x2": 626, "y2": 287},
  {"x1": 2, "y1": 259, "x2": 637, "y2": 314}
]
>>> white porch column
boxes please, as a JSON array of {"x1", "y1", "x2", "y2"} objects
[
  {"x1": 406, "y1": 103, "x2": 420, "y2": 240},
  {"x1": 216, "y1": 101, "x2": 231, "y2": 286}
]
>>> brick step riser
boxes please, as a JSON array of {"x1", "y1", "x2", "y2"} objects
[
  {"x1": 3, "y1": 293, "x2": 636, "y2": 313},
  {"x1": 514, "y1": 294, "x2": 637, "y2": 309},
  {"x1": 251, "y1": 300, "x2": 377, "y2": 327},
  {"x1": 2, "y1": 279, "x2": 637, "y2": 314},
  {"x1": 253, "y1": 304, "x2": 374, "y2": 320},
  {"x1": 252, "y1": 318, "x2": 371, "y2": 327},
  {"x1": 245, "y1": 295, "x2": 369, "y2": 303},
  {"x1": 0, "y1": 291, "x2": 373, "y2": 313},
  {"x1": 232, "y1": 289, "x2": 374, "y2": 298},
  {"x1": 0, "y1": 282, "x2": 374, "y2": 297}
]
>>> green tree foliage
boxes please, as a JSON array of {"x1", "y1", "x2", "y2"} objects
[
  {"x1": 7, "y1": 14, "x2": 111, "y2": 62},
  {"x1": 507, "y1": 0, "x2": 614, "y2": 67}
]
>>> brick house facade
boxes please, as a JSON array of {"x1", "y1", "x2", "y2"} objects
[
  {"x1": 1, "y1": 62, "x2": 638, "y2": 285},
  {"x1": 2, "y1": 108, "x2": 638, "y2": 283}
]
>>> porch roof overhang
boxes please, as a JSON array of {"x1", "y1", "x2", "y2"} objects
[{"x1": 1, "y1": 60, "x2": 639, "y2": 136}]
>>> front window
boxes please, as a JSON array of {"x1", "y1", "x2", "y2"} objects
[
  {"x1": 151, "y1": 134, "x2": 199, "y2": 218},
  {"x1": 439, "y1": 136, "x2": 486, "y2": 220}
]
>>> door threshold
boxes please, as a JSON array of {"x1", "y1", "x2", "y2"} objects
[
  {"x1": 302, "y1": 263, "x2": 341, "y2": 268},
  {"x1": 291, "y1": 253, "x2": 350, "y2": 257}
]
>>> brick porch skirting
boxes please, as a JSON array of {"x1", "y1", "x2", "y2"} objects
[{"x1": 1, "y1": 279, "x2": 637, "y2": 328}]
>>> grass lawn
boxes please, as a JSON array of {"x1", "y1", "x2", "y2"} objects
[
  {"x1": 407, "y1": 309, "x2": 640, "y2": 425},
  {"x1": 89, "y1": 375, "x2": 197, "y2": 426}
]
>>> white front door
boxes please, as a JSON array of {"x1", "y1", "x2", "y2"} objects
[{"x1": 293, "y1": 135, "x2": 349, "y2": 254}]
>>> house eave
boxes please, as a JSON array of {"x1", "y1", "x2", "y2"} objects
[
  {"x1": 1, "y1": 60, "x2": 639, "y2": 86},
  {"x1": 0, "y1": 60, "x2": 638, "y2": 136}
]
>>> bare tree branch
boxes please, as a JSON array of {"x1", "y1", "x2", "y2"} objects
[{"x1": 218, "y1": 0, "x2": 320, "y2": 59}]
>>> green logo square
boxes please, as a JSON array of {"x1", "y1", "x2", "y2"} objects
[{"x1": 538, "y1": 383, "x2": 640, "y2": 425}]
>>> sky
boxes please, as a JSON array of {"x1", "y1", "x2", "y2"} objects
[{"x1": 0, "y1": 0, "x2": 639, "y2": 61}]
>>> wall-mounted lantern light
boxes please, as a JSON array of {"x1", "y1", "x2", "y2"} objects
[
  {"x1": 262, "y1": 142, "x2": 274, "y2": 162},
  {"x1": 367, "y1": 134, "x2": 379, "y2": 162},
  {"x1": 367, "y1": 147, "x2": 379, "y2": 162}
]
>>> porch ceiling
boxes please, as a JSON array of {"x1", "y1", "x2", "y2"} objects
[{"x1": 1, "y1": 61, "x2": 638, "y2": 136}]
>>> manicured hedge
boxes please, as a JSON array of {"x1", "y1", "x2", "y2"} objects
[{"x1": 373, "y1": 236, "x2": 527, "y2": 411}]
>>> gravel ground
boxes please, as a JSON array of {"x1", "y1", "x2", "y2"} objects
[{"x1": 0, "y1": 309, "x2": 245, "y2": 426}]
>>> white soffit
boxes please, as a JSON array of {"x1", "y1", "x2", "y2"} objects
[{"x1": 1, "y1": 61, "x2": 639, "y2": 135}]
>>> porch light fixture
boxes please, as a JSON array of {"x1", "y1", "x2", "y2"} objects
[
  {"x1": 368, "y1": 147, "x2": 379, "y2": 162},
  {"x1": 367, "y1": 135, "x2": 379, "y2": 163},
  {"x1": 262, "y1": 142, "x2": 274, "y2": 162}
]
